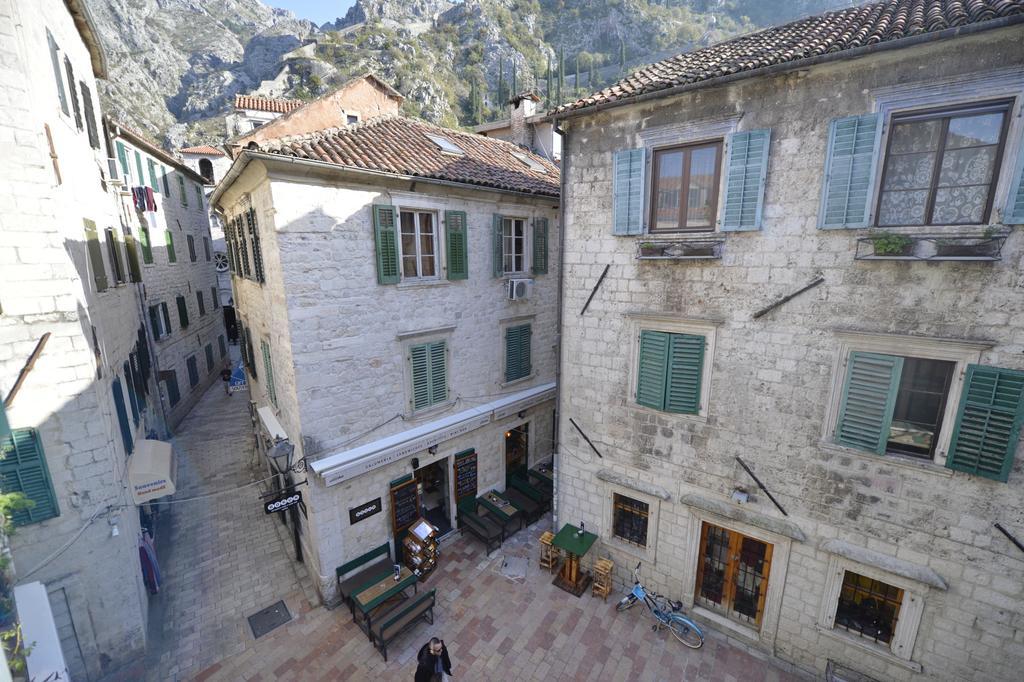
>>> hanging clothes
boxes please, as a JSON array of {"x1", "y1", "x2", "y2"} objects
[
  {"x1": 139, "y1": 533, "x2": 162, "y2": 594},
  {"x1": 144, "y1": 187, "x2": 156, "y2": 211}
]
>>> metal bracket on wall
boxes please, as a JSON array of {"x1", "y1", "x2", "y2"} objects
[
  {"x1": 3, "y1": 332, "x2": 50, "y2": 408},
  {"x1": 580, "y1": 264, "x2": 610, "y2": 316},
  {"x1": 995, "y1": 523, "x2": 1024, "y2": 555},
  {"x1": 569, "y1": 418, "x2": 603, "y2": 458},
  {"x1": 752, "y1": 274, "x2": 825, "y2": 319},
  {"x1": 735, "y1": 456, "x2": 788, "y2": 516}
]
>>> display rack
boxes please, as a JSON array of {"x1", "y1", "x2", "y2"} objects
[{"x1": 402, "y1": 517, "x2": 439, "y2": 580}]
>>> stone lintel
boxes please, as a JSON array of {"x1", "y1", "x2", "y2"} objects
[
  {"x1": 596, "y1": 469, "x2": 671, "y2": 501},
  {"x1": 680, "y1": 493, "x2": 807, "y2": 542},
  {"x1": 821, "y1": 539, "x2": 948, "y2": 590}
]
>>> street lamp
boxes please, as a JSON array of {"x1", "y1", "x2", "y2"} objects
[{"x1": 268, "y1": 439, "x2": 296, "y2": 473}]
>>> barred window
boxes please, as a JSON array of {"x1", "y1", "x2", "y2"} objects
[
  {"x1": 612, "y1": 493, "x2": 649, "y2": 547},
  {"x1": 834, "y1": 571, "x2": 904, "y2": 646}
]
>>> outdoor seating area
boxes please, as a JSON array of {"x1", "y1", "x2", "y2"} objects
[
  {"x1": 457, "y1": 498, "x2": 503, "y2": 555},
  {"x1": 370, "y1": 588, "x2": 436, "y2": 662},
  {"x1": 336, "y1": 542, "x2": 393, "y2": 608}
]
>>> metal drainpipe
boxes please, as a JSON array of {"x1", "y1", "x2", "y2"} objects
[{"x1": 552, "y1": 119, "x2": 569, "y2": 529}]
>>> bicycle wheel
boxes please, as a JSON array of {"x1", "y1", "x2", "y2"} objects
[
  {"x1": 616, "y1": 594, "x2": 639, "y2": 612},
  {"x1": 667, "y1": 614, "x2": 704, "y2": 649}
]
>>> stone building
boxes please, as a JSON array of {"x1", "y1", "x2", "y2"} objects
[
  {"x1": 225, "y1": 73, "x2": 404, "y2": 155},
  {"x1": 475, "y1": 92, "x2": 562, "y2": 161},
  {"x1": 225, "y1": 93, "x2": 303, "y2": 138},
  {"x1": 551, "y1": 1, "x2": 1024, "y2": 680},
  {"x1": 108, "y1": 124, "x2": 226, "y2": 429},
  {"x1": 179, "y1": 144, "x2": 231, "y2": 185},
  {"x1": 0, "y1": 0, "x2": 160, "y2": 678},
  {"x1": 210, "y1": 112, "x2": 560, "y2": 603}
]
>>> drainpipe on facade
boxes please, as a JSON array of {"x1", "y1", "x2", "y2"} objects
[{"x1": 552, "y1": 118, "x2": 569, "y2": 530}]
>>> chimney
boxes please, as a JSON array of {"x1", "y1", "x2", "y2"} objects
[{"x1": 509, "y1": 92, "x2": 540, "y2": 150}]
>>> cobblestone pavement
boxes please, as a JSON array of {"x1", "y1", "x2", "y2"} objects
[{"x1": 140, "y1": 380, "x2": 809, "y2": 681}]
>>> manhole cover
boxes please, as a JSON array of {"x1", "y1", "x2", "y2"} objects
[{"x1": 247, "y1": 600, "x2": 292, "y2": 639}]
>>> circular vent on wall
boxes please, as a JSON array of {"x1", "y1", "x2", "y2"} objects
[{"x1": 214, "y1": 252, "x2": 229, "y2": 272}]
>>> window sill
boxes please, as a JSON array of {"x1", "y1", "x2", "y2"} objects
[
  {"x1": 603, "y1": 533, "x2": 655, "y2": 565},
  {"x1": 408, "y1": 400, "x2": 456, "y2": 422},
  {"x1": 397, "y1": 278, "x2": 449, "y2": 290},
  {"x1": 629, "y1": 401, "x2": 707, "y2": 424},
  {"x1": 691, "y1": 605, "x2": 762, "y2": 642},
  {"x1": 500, "y1": 373, "x2": 536, "y2": 389},
  {"x1": 818, "y1": 441, "x2": 953, "y2": 478},
  {"x1": 815, "y1": 625, "x2": 922, "y2": 673}
]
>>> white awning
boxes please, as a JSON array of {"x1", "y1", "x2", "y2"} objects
[
  {"x1": 257, "y1": 406, "x2": 288, "y2": 441},
  {"x1": 311, "y1": 382, "x2": 556, "y2": 487},
  {"x1": 128, "y1": 439, "x2": 177, "y2": 504}
]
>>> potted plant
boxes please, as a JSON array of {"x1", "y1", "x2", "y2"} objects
[
  {"x1": 869, "y1": 232, "x2": 914, "y2": 257},
  {"x1": 638, "y1": 242, "x2": 663, "y2": 258}
]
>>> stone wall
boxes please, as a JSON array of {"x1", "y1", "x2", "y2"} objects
[
  {"x1": 217, "y1": 159, "x2": 560, "y2": 601},
  {"x1": 557, "y1": 26, "x2": 1024, "y2": 682},
  {"x1": 0, "y1": 1, "x2": 151, "y2": 678},
  {"x1": 114, "y1": 141, "x2": 226, "y2": 429}
]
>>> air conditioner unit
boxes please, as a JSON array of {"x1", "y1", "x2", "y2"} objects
[{"x1": 507, "y1": 278, "x2": 533, "y2": 301}]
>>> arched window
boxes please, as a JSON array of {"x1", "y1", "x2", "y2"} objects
[{"x1": 199, "y1": 158, "x2": 214, "y2": 183}]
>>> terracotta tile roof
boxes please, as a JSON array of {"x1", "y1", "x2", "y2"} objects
[
  {"x1": 179, "y1": 145, "x2": 225, "y2": 156},
  {"x1": 555, "y1": 0, "x2": 1024, "y2": 115},
  {"x1": 249, "y1": 115, "x2": 560, "y2": 197},
  {"x1": 234, "y1": 94, "x2": 304, "y2": 114}
]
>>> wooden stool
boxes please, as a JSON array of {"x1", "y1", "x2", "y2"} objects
[
  {"x1": 539, "y1": 531, "x2": 559, "y2": 573},
  {"x1": 592, "y1": 558, "x2": 614, "y2": 600}
]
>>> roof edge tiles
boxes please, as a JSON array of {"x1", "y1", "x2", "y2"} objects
[
  {"x1": 242, "y1": 114, "x2": 559, "y2": 198},
  {"x1": 553, "y1": 0, "x2": 1024, "y2": 117},
  {"x1": 234, "y1": 94, "x2": 304, "y2": 114}
]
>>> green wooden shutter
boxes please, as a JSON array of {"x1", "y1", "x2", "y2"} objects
[
  {"x1": 161, "y1": 167, "x2": 171, "y2": 196},
  {"x1": 204, "y1": 344, "x2": 213, "y2": 372},
  {"x1": 261, "y1": 339, "x2": 277, "y2": 406},
  {"x1": 1005, "y1": 141, "x2": 1024, "y2": 225},
  {"x1": 410, "y1": 343, "x2": 431, "y2": 409},
  {"x1": 0, "y1": 429, "x2": 59, "y2": 525},
  {"x1": 373, "y1": 205, "x2": 400, "y2": 284},
  {"x1": 84, "y1": 219, "x2": 108, "y2": 291},
  {"x1": 532, "y1": 217, "x2": 549, "y2": 275},
  {"x1": 505, "y1": 324, "x2": 532, "y2": 382},
  {"x1": 636, "y1": 331, "x2": 669, "y2": 410},
  {"x1": 428, "y1": 341, "x2": 447, "y2": 405},
  {"x1": 125, "y1": 234, "x2": 142, "y2": 282},
  {"x1": 112, "y1": 378, "x2": 133, "y2": 455},
  {"x1": 187, "y1": 356, "x2": 198, "y2": 387},
  {"x1": 147, "y1": 159, "x2": 160, "y2": 194},
  {"x1": 122, "y1": 363, "x2": 139, "y2": 423},
  {"x1": 0, "y1": 404, "x2": 9, "y2": 440},
  {"x1": 148, "y1": 305, "x2": 160, "y2": 338},
  {"x1": 46, "y1": 30, "x2": 68, "y2": 115},
  {"x1": 665, "y1": 333, "x2": 704, "y2": 414},
  {"x1": 721, "y1": 129, "x2": 771, "y2": 231},
  {"x1": 178, "y1": 175, "x2": 188, "y2": 206},
  {"x1": 492, "y1": 214, "x2": 504, "y2": 277},
  {"x1": 836, "y1": 352, "x2": 903, "y2": 454},
  {"x1": 946, "y1": 365, "x2": 1024, "y2": 481},
  {"x1": 165, "y1": 231, "x2": 176, "y2": 262},
  {"x1": 140, "y1": 227, "x2": 153, "y2": 264},
  {"x1": 248, "y1": 208, "x2": 265, "y2": 283},
  {"x1": 134, "y1": 151, "x2": 145, "y2": 188},
  {"x1": 187, "y1": 234, "x2": 197, "y2": 262},
  {"x1": 819, "y1": 113, "x2": 882, "y2": 229},
  {"x1": 160, "y1": 302, "x2": 171, "y2": 335},
  {"x1": 81, "y1": 82, "x2": 99, "y2": 149},
  {"x1": 218, "y1": 335, "x2": 227, "y2": 358},
  {"x1": 196, "y1": 290, "x2": 205, "y2": 316},
  {"x1": 176, "y1": 295, "x2": 189, "y2": 328},
  {"x1": 115, "y1": 140, "x2": 129, "y2": 176},
  {"x1": 445, "y1": 210, "x2": 468, "y2": 280},
  {"x1": 613, "y1": 148, "x2": 645, "y2": 235},
  {"x1": 166, "y1": 372, "x2": 180, "y2": 406}
]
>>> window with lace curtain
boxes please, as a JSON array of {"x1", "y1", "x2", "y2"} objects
[{"x1": 876, "y1": 100, "x2": 1011, "y2": 226}]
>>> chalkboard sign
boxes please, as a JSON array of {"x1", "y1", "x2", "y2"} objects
[
  {"x1": 390, "y1": 479, "x2": 420, "y2": 534},
  {"x1": 454, "y1": 449, "x2": 478, "y2": 502}
]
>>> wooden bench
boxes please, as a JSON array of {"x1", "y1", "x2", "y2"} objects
[
  {"x1": 528, "y1": 469, "x2": 554, "y2": 495},
  {"x1": 371, "y1": 589, "x2": 436, "y2": 661},
  {"x1": 477, "y1": 493, "x2": 522, "y2": 539},
  {"x1": 503, "y1": 486, "x2": 542, "y2": 526},
  {"x1": 457, "y1": 498, "x2": 502, "y2": 555},
  {"x1": 509, "y1": 473, "x2": 551, "y2": 514},
  {"x1": 336, "y1": 542, "x2": 392, "y2": 611}
]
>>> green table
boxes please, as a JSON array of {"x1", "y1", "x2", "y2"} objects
[
  {"x1": 352, "y1": 566, "x2": 417, "y2": 639},
  {"x1": 551, "y1": 524, "x2": 598, "y2": 594}
]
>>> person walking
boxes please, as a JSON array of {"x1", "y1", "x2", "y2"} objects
[
  {"x1": 220, "y1": 366, "x2": 232, "y2": 396},
  {"x1": 414, "y1": 637, "x2": 452, "y2": 682}
]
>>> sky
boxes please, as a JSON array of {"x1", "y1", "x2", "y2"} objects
[{"x1": 273, "y1": 1, "x2": 356, "y2": 26}]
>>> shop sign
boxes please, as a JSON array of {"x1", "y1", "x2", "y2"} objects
[
  {"x1": 264, "y1": 490, "x2": 302, "y2": 515},
  {"x1": 349, "y1": 497, "x2": 382, "y2": 525}
]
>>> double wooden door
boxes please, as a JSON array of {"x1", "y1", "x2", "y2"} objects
[{"x1": 694, "y1": 522, "x2": 773, "y2": 628}]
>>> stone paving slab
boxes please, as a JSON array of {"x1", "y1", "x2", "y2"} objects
[{"x1": 134, "y1": 378, "x2": 811, "y2": 681}]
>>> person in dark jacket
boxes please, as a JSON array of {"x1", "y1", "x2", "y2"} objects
[{"x1": 415, "y1": 637, "x2": 452, "y2": 682}]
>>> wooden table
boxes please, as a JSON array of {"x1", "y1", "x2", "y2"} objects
[
  {"x1": 478, "y1": 492, "x2": 521, "y2": 537},
  {"x1": 531, "y1": 462, "x2": 554, "y2": 484},
  {"x1": 551, "y1": 523, "x2": 598, "y2": 597},
  {"x1": 352, "y1": 566, "x2": 417, "y2": 638}
]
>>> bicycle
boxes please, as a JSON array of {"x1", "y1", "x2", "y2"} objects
[{"x1": 615, "y1": 561, "x2": 704, "y2": 649}]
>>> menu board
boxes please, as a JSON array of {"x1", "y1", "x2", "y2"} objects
[
  {"x1": 454, "y1": 450, "x2": 478, "y2": 502},
  {"x1": 390, "y1": 479, "x2": 420, "y2": 533}
]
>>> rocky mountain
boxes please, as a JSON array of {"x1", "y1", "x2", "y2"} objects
[{"x1": 85, "y1": 0, "x2": 860, "y2": 149}]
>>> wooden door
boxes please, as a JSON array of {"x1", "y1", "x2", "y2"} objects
[{"x1": 694, "y1": 522, "x2": 773, "y2": 628}]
